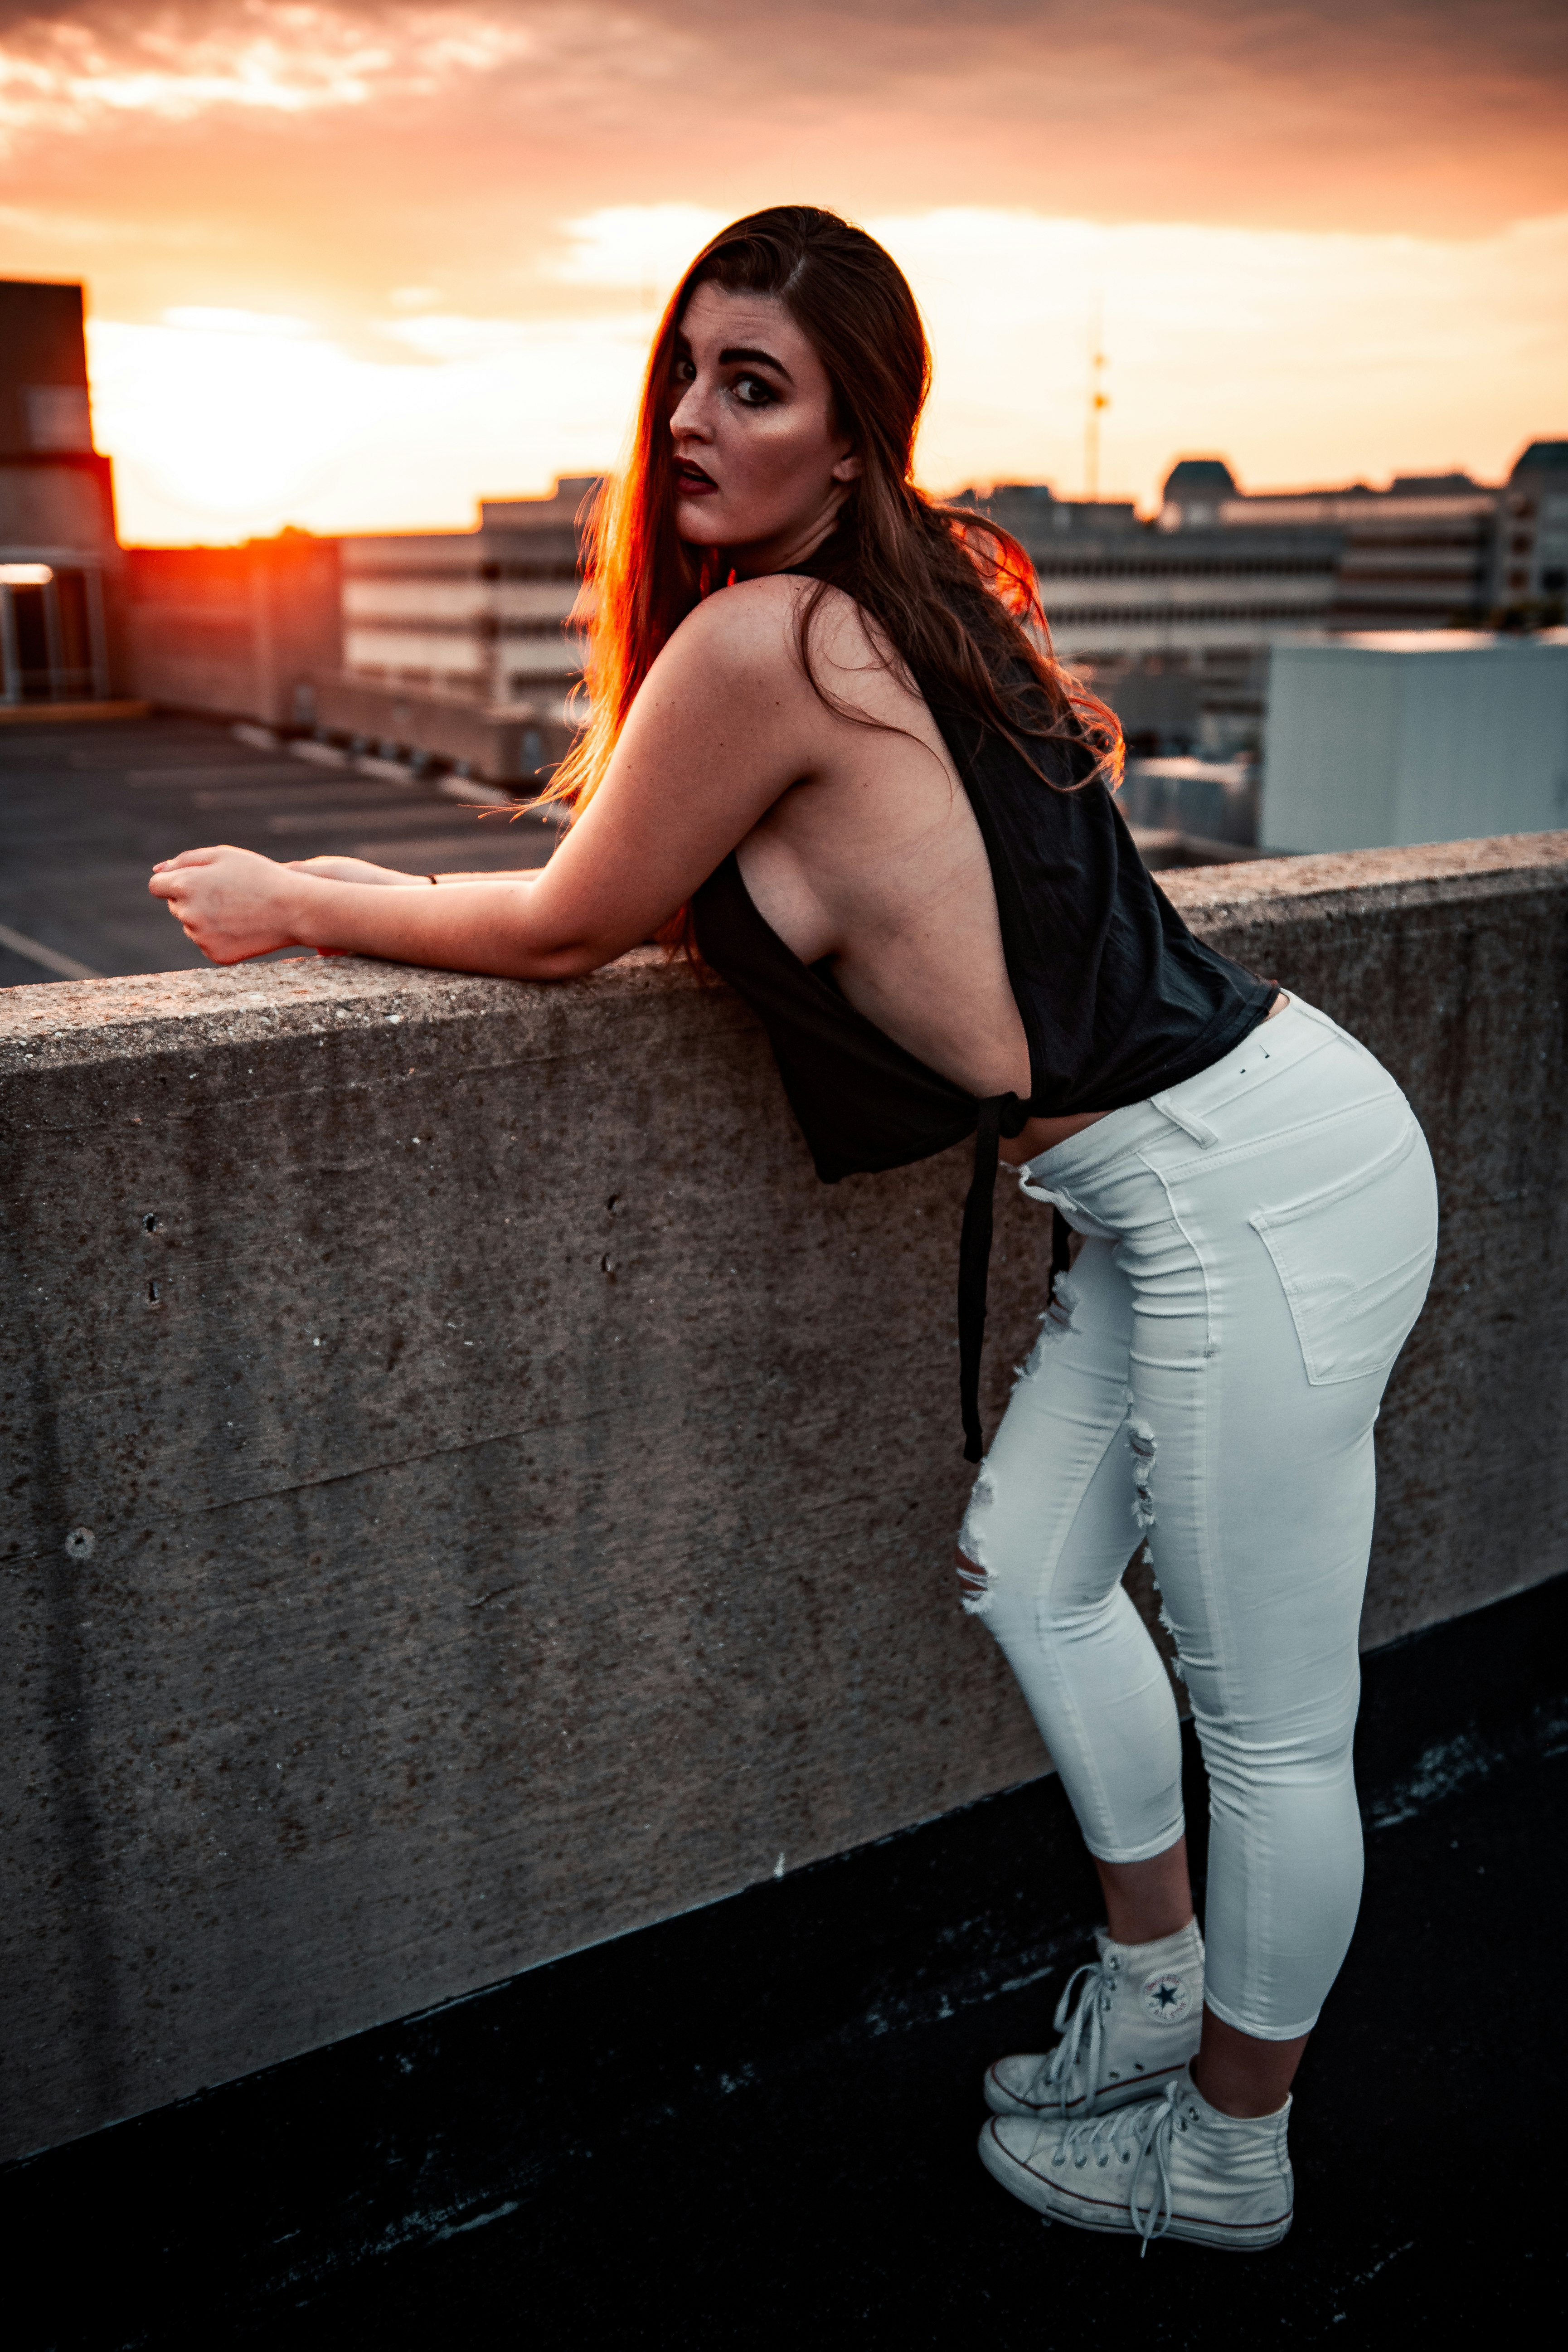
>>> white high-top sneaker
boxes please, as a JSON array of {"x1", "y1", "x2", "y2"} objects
[
  {"x1": 985, "y1": 1920, "x2": 1204, "y2": 2120},
  {"x1": 979, "y1": 2068, "x2": 1293, "y2": 2252}
]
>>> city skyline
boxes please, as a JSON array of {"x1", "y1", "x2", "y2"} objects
[{"x1": 3, "y1": 1, "x2": 1565, "y2": 542}]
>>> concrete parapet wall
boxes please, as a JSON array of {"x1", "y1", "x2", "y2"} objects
[{"x1": 3, "y1": 832, "x2": 1565, "y2": 2160}]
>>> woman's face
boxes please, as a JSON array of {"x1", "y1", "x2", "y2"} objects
[{"x1": 668, "y1": 281, "x2": 861, "y2": 572}]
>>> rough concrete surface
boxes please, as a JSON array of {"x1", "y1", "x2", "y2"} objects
[{"x1": 2, "y1": 830, "x2": 1565, "y2": 2159}]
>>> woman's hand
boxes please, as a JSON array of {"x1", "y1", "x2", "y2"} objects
[
  {"x1": 149, "y1": 845, "x2": 309, "y2": 964},
  {"x1": 150, "y1": 844, "x2": 563, "y2": 976}
]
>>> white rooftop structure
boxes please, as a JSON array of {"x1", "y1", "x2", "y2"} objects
[{"x1": 1261, "y1": 632, "x2": 1568, "y2": 853}]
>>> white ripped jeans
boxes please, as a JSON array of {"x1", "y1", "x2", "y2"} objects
[{"x1": 959, "y1": 997, "x2": 1438, "y2": 2041}]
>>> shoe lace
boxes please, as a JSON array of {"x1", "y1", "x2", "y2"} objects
[
  {"x1": 1045, "y1": 2081, "x2": 1180, "y2": 2255},
  {"x1": 1026, "y1": 1954, "x2": 1117, "y2": 2114}
]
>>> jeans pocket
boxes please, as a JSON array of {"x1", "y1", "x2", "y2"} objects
[{"x1": 1248, "y1": 1114, "x2": 1438, "y2": 1385}]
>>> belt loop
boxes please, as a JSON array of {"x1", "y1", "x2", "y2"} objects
[{"x1": 1151, "y1": 1091, "x2": 1219, "y2": 1147}]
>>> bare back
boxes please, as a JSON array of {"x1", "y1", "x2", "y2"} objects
[
  {"x1": 714, "y1": 582, "x2": 1036, "y2": 1100},
  {"x1": 697, "y1": 581, "x2": 1114, "y2": 1159},
  {"x1": 730, "y1": 586, "x2": 1027, "y2": 1106}
]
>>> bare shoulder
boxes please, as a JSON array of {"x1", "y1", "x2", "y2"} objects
[
  {"x1": 662, "y1": 572, "x2": 812, "y2": 675},
  {"x1": 662, "y1": 574, "x2": 910, "y2": 717}
]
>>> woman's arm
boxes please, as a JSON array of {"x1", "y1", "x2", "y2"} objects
[
  {"x1": 149, "y1": 851, "x2": 575, "y2": 976},
  {"x1": 282, "y1": 855, "x2": 551, "y2": 887},
  {"x1": 149, "y1": 578, "x2": 829, "y2": 979}
]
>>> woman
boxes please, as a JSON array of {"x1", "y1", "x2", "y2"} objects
[{"x1": 150, "y1": 207, "x2": 1438, "y2": 2252}]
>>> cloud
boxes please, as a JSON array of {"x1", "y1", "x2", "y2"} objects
[
  {"x1": 0, "y1": 2, "x2": 534, "y2": 141},
  {"x1": 553, "y1": 204, "x2": 727, "y2": 292},
  {"x1": 162, "y1": 301, "x2": 310, "y2": 333},
  {"x1": 2, "y1": 5, "x2": 1564, "y2": 234}
]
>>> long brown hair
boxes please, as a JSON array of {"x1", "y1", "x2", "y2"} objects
[{"x1": 542, "y1": 204, "x2": 1122, "y2": 821}]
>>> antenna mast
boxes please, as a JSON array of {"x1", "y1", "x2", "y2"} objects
[{"x1": 1084, "y1": 305, "x2": 1109, "y2": 501}]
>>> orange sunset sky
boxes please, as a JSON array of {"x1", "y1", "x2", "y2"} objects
[{"x1": 3, "y1": 0, "x2": 1565, "y2": 543}]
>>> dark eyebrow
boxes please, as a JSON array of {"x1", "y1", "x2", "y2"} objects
[{"x1": 718, "y1": 345, "x2": 793, "y2": 381}]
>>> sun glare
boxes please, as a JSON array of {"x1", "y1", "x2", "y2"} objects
[
  {"x1": 87, "y1": 316, "x2": 374, "y2": 520},
  {"x1": 87, "y1": 306, "x2": 652, "y2": 541}
]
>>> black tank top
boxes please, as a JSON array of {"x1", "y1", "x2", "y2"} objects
[{"x1": 690, "y1": 610, "x2": 1275, "y2": 1461}]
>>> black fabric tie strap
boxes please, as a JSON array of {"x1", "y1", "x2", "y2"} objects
[
  {"x1": 959, "y1": 1095, "x2": 1005, "y2": 1463},
  {"x1": 958, "y1": 1099, "x2": 1072, "y2": 1462}
]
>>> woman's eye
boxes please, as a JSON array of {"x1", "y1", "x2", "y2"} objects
[{"x1": 733, "y1": 374, "x2": 776, "y2": 407}]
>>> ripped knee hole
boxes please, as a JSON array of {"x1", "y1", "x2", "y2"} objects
[{"x1": 954, "y1": 1546, "x2": 994, "y2": 1616}]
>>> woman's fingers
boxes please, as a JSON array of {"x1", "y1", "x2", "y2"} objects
[
  {"x1": 150, "y1": 846, "x2": 224, "y2": 877},
  {"x1": 146, "y1": 844, "x2": 304, "y2": 964}
]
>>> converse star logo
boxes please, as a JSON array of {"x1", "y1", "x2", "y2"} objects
[{"x1": 1141, "y1": 1971, "x2": 1193, "y2": 2024}]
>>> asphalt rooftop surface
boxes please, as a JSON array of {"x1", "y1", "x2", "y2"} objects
[
  {"x1": 0, "y1": 713, "x2": 557, "y2": 992},
  {"x1": 8, "y1": 1574, "x2": 1566, "y2": 2349}
]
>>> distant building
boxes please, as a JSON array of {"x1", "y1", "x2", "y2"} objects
[
  {"x1": 122, "y1": 534, "x2": 341, "y2": 729},
  {"x1": 1156, "y1": 458, "x2": 1239, "y2": 532},
  {"x1": 1210, "y1": 474, "x2": 1498, "y2": 632},
  {"x1": 0, "y1": 279, "x2": 118, "y2": 705},
  {"x1": 963, "y1": 443, "x2": 1564, "y2": 768},
  {"x1": 966, "y1": 476, "x2": 1340, "y2": 758},
  {"x1": 309, "y1": 480, "x2": 597, "y2": 778},
  {"x1": 1493, "y1": 441, "x2": 1568, "y2": 617}
]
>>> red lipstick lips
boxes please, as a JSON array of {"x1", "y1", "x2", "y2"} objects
[{"x1": 675, "y1": 459, "x2": 717, "y2": 495}]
